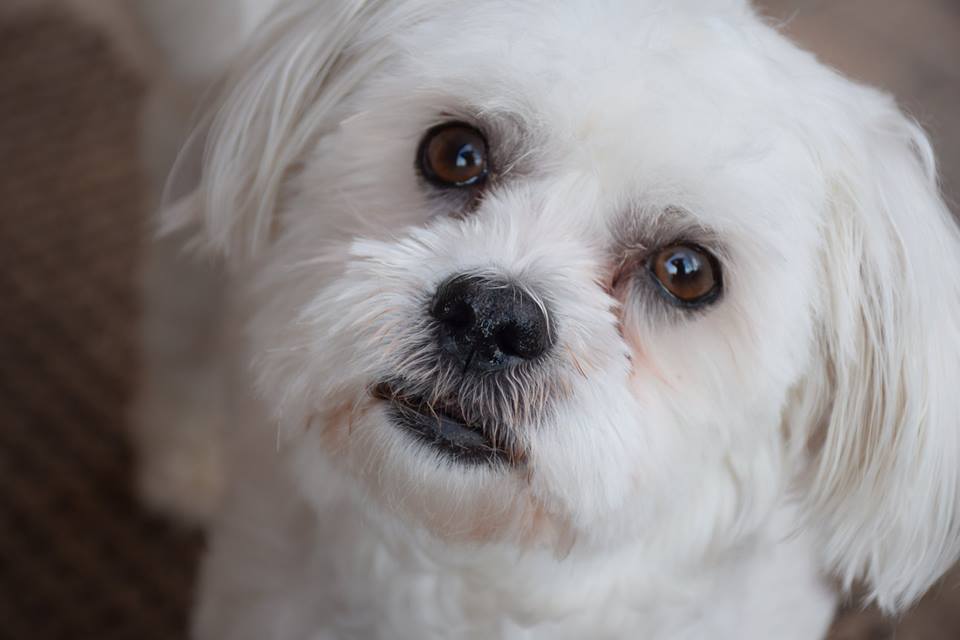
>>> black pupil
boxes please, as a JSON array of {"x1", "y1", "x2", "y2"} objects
[
  {"x1": 666, "y1": 250, "x2": 701, "y2": 279},
  {"x1": 454, "y1": 142, "x2": 480, "y2": 168}
]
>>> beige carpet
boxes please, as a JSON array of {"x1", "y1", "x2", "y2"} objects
[{"x1": 0, "y1": 7, "x2": 957, "y2": 640}]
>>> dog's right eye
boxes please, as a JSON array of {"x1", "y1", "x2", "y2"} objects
[{"x1": 417, "y1": 123, "x2": 489, "y2": 188}]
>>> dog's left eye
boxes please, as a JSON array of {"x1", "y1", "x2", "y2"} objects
[
  {"x1": 417, "y1": 122, "x2": 488, "y2": 188},
  {"x1": 647, "y1": 243, "x2": 723, "y2": 307}
]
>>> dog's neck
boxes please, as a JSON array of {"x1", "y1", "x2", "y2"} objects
[
  {"x1": 202, "y1": 399, "x2": 836, "y2": 639},
  {"x1": 300, "y1": 456, "x2": 833, "y2": 637}
]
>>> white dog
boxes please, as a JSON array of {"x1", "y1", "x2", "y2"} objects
[{"x1": 129, "y1": 1, "x2": 960, "y2": 638}]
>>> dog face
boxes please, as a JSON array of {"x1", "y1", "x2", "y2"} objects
[{"x1": 170, "y1": 0, "x2": 960, "y2": 610}]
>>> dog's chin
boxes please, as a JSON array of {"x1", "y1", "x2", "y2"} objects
[{"x1": 371, "y1": 381, "x2": 523, "y2": 467}]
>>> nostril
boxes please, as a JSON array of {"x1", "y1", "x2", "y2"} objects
[
  {"x1": 496, "y1": 317, "x2": 549, "y2": 360},
  {"x1": 494, "y1": 323, "x2": 535, "y2": 360},
  {"x1": 431, "y1": 277, "x2": 479, "y2": 335}
]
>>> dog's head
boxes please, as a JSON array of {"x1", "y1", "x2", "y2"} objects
[{"x1": 167, "y1": 0, "x2": 960, "y2": 610}]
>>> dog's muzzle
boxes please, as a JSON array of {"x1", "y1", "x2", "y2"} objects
[{"x1": 371, "y1": 273, "x2": 553, "y2": 466}]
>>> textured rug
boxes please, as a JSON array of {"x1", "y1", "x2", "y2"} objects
[
  {"x1": 0, "y1": 13, "x2": 200, "y2": 640},
  {"x1": 0, "y1": 8, "x2": 957, "y2": 640}
]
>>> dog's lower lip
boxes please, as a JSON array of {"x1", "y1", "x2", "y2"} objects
[{"x1": 372, "y1": 382, "x2": 514, "y2": 465}]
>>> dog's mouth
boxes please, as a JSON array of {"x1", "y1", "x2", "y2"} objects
[{"x1": 372, "y1": 382, "x2": 521, "y2": 466}]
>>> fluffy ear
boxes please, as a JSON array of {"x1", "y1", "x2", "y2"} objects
[
  {"x1": 798, "y1": 87, "x2": 960, "y2": 611},
  {"x1": 161, "y1": 0, "x2": 404, "y2": 262}
]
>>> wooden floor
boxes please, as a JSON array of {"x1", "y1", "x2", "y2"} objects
[{"x1": 0, "y1": 3, "x2": 957, "y2": 640}]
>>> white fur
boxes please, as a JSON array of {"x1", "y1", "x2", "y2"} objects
[{"x1": 134, "y1": 0, "x2": 960, "y2": 637}]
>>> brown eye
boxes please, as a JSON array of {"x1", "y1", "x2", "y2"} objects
[
  {"x1": 418, "y1": 122, "x2": 488, "y2": 188},
  {"x1": 648, "y1": 244, "x2": 722, "y2": 307}
]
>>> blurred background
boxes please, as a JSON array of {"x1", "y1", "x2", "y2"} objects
[{"x1": 0, "y1": 1, "x2": 957, "y2": 638}]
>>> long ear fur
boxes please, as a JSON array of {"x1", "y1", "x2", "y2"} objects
[
  {"x1": 163, "y1": 0, "x2": 411, "y2": 262},
  {"x1": 799, "y1": 87, "x2": 960, "y2": 611}
]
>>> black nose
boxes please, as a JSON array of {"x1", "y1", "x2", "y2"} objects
[{"x1": 431, "y1": 275, "x2": 553, "y2": 373}]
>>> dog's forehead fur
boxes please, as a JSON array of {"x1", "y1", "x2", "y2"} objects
[{"x1": 331, "y1": 0, "x2": 828, "y2": 254}]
